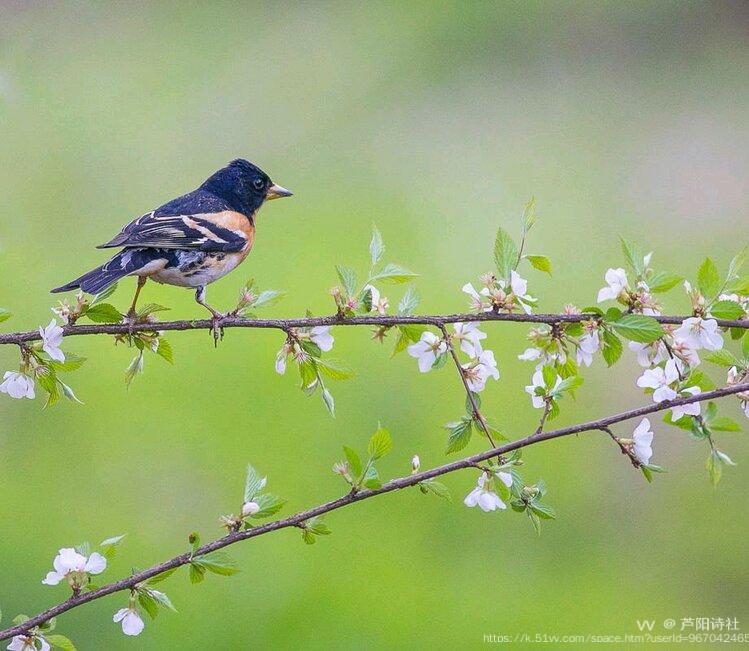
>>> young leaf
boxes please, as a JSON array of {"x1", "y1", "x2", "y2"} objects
[
  {"x1": 369, "y1": 263, "x2": 418, "y2": 284},
  {"x1": 647, "y1": 271, "x2": 683, "y2": 293},
  {"x1": 45, "y1": 634, "x2": 78, "y2": 651},
  {"x1": 156, "y1": 337, "x2": 174, "y2": 364},
  {"x1": 697, "y1": 257, "x2": 721, "y2": 299},
  {"x1": 243, "y1": 465, "x2": 267, "y2": 503},
  {"x1": 367, "y1": 427, "x2": 393, "y2": 460},
  {"x1": 526, "y1": 255, "x2": 552, "y2": 276},
  {"x1": 445, "y1": 418, "x2": 472, "y2": 454},
  {"x1": 619, "y1": 237, "x2": 644, "y2": 276},
  {"x1": 192, "y1": 552, "x2": 240, "y2": 576},
  {"x1": 601, "y1": 330, "x2": 623, "y2": 366},
  {"x1": 703, "y1": 349, "x2": 742, "y2": 368},
  {"x1": 610, "y1": 315, "x2": 663, "y2": 343},
  {"x1": 369, "y1": 225, "x2": 385, "y2": 268},
  {"x1": 709, "y1": 300, "x2": 745, "y2": 320},
  {"x1": 343, "y1": 446, "x2": 363, "y2": 478},
  {"x1": 335, "y1": 265, "x2": 358, "y2": 297},
  {"x1": 494, "y1": 227, "x2": 519, "y2": 279},
  {"x1": 418, "y1": 479, "x2": 451, "y2": 501},
  {"x1": 322, "y1": 388, "x2": 335, "y2": 417},
  {"x1": 398, "y1": 285, "x2": 420, "y2": 315},
  {"x1": 83, "y1": 303, "x2": 123, "y2": 324}
]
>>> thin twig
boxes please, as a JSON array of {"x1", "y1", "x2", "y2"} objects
[
  {"x1": 438, "y1": 324, "x2": 496, "y2": 448},
  {"x1": 0, "y1": 312, "x2": 746, "y2": 346},
  {"x1": 1, "y1": 382, "x2": 747, "y2": 641}
]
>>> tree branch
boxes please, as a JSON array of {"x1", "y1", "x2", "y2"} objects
[
  {"x1": 2, "y1": 382, "x2": 747, "y2": 641},
  {"x1": 0, "y1": 312, "x2": 746, "y2": 346}
]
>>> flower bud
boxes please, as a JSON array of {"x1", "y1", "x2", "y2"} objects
[
  {"x1": 241, "y1": 501, "x2": 260, "y2": 517},
  {"x1": 411, "y1": 455, "x2": 420, "y2": 473}
]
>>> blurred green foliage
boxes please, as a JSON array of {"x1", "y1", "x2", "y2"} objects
[{"x1": 0, "y1": 2, "x2": 747, "y2": 648}]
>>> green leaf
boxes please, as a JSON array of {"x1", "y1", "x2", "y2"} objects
[
  {"x1": 647, "y1": 271, "x2": 683, "y2": 293},
  {"x1": 526, "y1": 254, "x2": 552, "y2": 276},
  {"x1": 554, "y1": 375, "x2": 584, "y2": 396},
  {"x1": 706, "y1": 449, "x2": 722, "y2": 486},
  {"x1": 521, "y1": 196, "x2": 537, "y2": 231},
  {"x1": 315, "y1": 358, "x2": 355, "y2": 381},
  {"x1": 398, "y1": 285, "x2": 420, "y2": 315},
  {"x1": 610, "y1": 315, "x2": 663, "y2": 343},
  {"x1": 100, "y1": 534, "x2": 126, "y2": 559},
  {"x1": 0, "y1": 308, "x2": 12, "y2": 323},
  {"x1": 90, "y1": 282, "x2": 119, "y2": 305},
  {"x1": 367, "y1": 427, "x2": 393, "y2": 460},
  {"x1": 494, "y1": 227, "x2": 519, "y2": 279},
  {"x1": 145, "y1": 567, "x2": 178, "y2": 585},
  {"x1": 343, "y1": 446, "x2": 363, "y2": 478},
  {"x1": 301, "y1": 529, "x2": 316, "y2": 545},
  {"x1": 619, "y1": 237, "x2": 644, "y2": 275},
  {"x1": 709, "y1": 300, "x2": 745, "y2": 320},
  {"x1": 136, "y1": 303, "x2": 170, "y2": 318},
  {"x1": 321, "y1": 388, "x2": 335, "y2": 417},
  {"x1": 418, "y1": 479, "x2": 451, "y2": 501},
  {"x1": 83, "y1": 303, "x2": 122, "y2": 323},
  {"x1": 252, "y1": 289, "x2": 285, "y2": 309},
  {"x1": 335, "y1": 265, "x2": 358, "y2": 297},
  {"x1": 369, "y1": 225, "x2": 385, "y2": 268},
  {"x1": 48, "y1": 354, "x2": 86, "y2": 373},
  {"x1": 601, "y1": 329, "x2": 623, "y2": 366},
  {"x1": 710, "y1": 417, "x2": 742, "y2": 432},
  {"x1": 725, "y1": 275, "x2": 749, "y2": 294},
  {"x1": 192, "y1": 552, "x2": 240, "y2": 576},
  {"x1": 250, "y1": 493, "x2": 286, "y2": 518},
  {"x1": 138, "y1": 591, "x2": 160, "y2": 619},
  {"x1": 188, "y1": 562, "x2": 205, "y2": 584},
  {"x1": 155, "y1": 337, "x2": 174, "y2": 364},
  {"x1": 243, "y1": 464, "x2": 267, "y2": 503},
  {"x1": 703, "y1": 349, "x2": 742, "y2": 368},
  {"x1": 529, "y1": 501, "x2": 556, "y2": 520},
  {"x1": 727, "y1": 247, "x2": 747, "y2": 280},
  {"x1": 445, "y1": 418, "x2": 472, "y2": 454},
  {"x1": 46, "y1": 634, "x2": 78, "y2": 651},
  {"x1": 369, "y1": 263, "x2": 418, "y2": 284},
  {"x1": 306, "y1": 517, "x2": 332, "y2": 536},
  {"x1": 697, "y1": 257, "x2": 721, "y2": 299}
]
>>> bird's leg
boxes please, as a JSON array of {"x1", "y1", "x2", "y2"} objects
[
  {"x1": 195, "y1": 286, "x2": 225, "y2": 344},
  {"x1": 126, "y1": 276, "x2": 148, "y2": 320}
]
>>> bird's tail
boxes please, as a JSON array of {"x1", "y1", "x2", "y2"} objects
[{"x1": 51, "y1": 249, "x2": 151, "y2": 295}]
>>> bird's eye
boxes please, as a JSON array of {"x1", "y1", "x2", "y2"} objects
[{"x1": 253, "y1": 178, "x2": 265, "y2": 190}]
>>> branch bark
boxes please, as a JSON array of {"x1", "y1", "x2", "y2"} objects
[
  {"x1": 0, "y1": 312, "x2": 746, "y2": 346},
  {"x1": 2, "y1": 382, "x2": 747, "y2": 641}
]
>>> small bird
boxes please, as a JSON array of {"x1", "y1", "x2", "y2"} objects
[{"x1": 51, "y1": 159, "x2": 292, "y2": 322}]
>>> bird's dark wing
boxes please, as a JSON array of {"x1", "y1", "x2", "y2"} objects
[{"x1": 98, "y1": 211, "x2": 250, "y2": 253}]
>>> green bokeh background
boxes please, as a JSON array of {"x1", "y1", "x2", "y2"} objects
[{"x1": 1, "y1": 2, "x2": 747, "y2": 649}]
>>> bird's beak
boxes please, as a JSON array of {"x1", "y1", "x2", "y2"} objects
[{"x1": 266, "y1": 184, "x2": 293, "y2": 200}]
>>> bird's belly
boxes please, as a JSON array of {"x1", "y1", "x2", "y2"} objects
[{"x1": 149, "y1": 251, "x2": 247, "y2": 288}]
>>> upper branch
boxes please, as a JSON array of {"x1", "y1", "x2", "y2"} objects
[
  {"x1": 2, "y1": 381, "x2": 747, "y2": 641},
  {"x1": 0, "y1": 312, "x2": 746, "y2": 346}
]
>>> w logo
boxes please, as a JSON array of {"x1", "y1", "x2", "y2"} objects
[{"x1": 636, "y1": 620, "x2": 655, "y2": 631}]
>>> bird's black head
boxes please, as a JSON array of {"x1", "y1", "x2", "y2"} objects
[{"x1": 200, "y1": 159, "x2": 292, "y2": 217}]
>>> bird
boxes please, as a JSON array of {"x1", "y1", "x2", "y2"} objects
[{"x1": 51, "y1": 159, "x2": 292, "y2": 324}]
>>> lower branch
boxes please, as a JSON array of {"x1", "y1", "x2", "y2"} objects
[{"x1": 1, "y1": 382, "x2": 746, "y2": 641}]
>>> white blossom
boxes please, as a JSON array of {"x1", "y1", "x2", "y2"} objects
[
  {"x1": 462, "y1": 349, "x2": 500, "y2": 392},
  {"x1": 463, "y1": 472, "x2": 512, "y2": 512},
  {"x1": 39, "y1": 319, "x2": 65, "y2": 362},
  {"x1": 113, "y1": 606, "x2": 145, "y2": 636},
  {"x1": 636, "y1": 359, "x2": 680, "y2": 403},
  {"x1": 274, "y1": 352, "x2": 287, "y2": 375},
  {"x1": 524, "y1": 369, "x2": 560, "y2": 408},
  {"x1": 596, "y1": 268, "x2": 629, "y2": 303},
  {"x1": 673, "y1": 317, "x2": 723, "y2": 352},
  {"x1": 628, "y1": 340, "x2": 667, "y2": 368},
  {"x1": 576, "y1": 331, "x2": 600, "y2": 368},
  {"x1": 631, "y1": 418, "x2": 654, "y2": 464},
  {"x1": 0, "y1": 371, "x2": 35, "y2": 400},
  {"x1": 518, "y1": 347, "x2": 543, "y2": 361},
  {"x1": 510, "y1": 271, "x2": 535, "y2": 313},
  {"x1": 407, "y1": 331, "x2": 446, "y2": 373},
  {"x1": 364, "y1": 284, "x2": 388, "y2": 314},
  {"x1": 7, "y1": 634, "x2": 50, "y2": 651},
  {"x1": 462, "y1": 283, "x2": 490, "y2": 311},
  {"x1": 309, "y1": 326, "x2": 334, "y2": 352},
  {"x1": 670, "y1": 337, "x2": 700, "y2": 369},
  {"x1": 452, "y1": 322, "x2": 487, "y2": 357},
  {"x1": 42, "y1": 547, "x2": 107, "y2": 586},
  {"x1": 670, "y1": 386, "x2": 701, "y2": 421}
]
